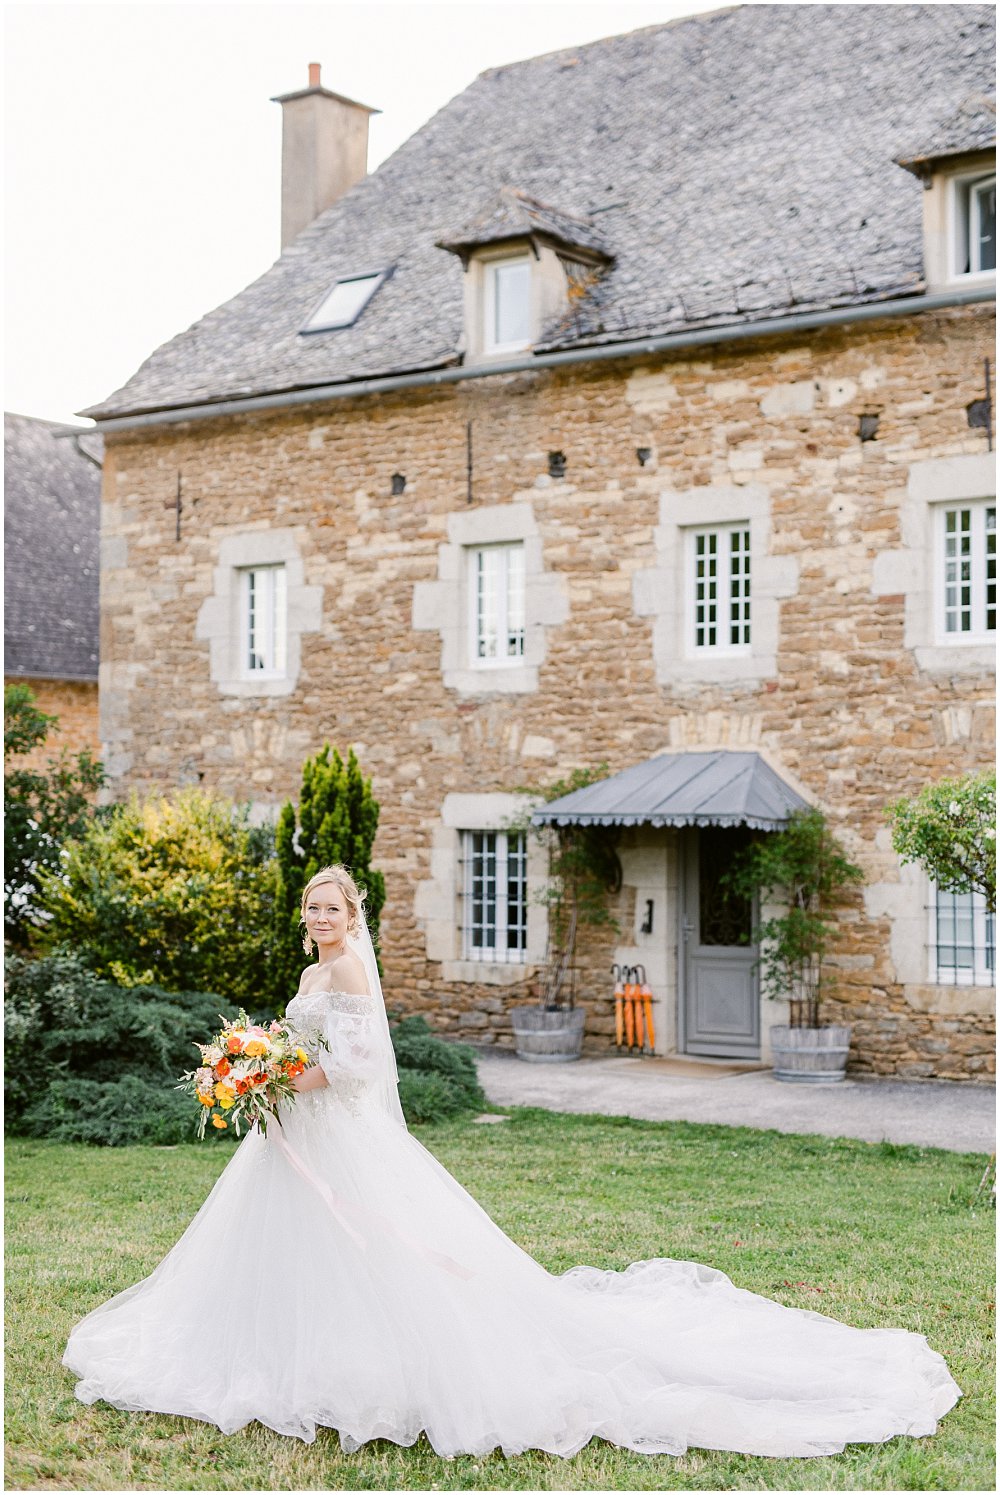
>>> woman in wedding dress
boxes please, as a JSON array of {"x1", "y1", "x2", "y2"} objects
[{"x1": 65, "y1": 865, "x2": 961, "y2": 1458}]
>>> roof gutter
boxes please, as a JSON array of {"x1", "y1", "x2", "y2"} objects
[{"x1": 90, "y1": 283, "x2": 995, "y2": 433}]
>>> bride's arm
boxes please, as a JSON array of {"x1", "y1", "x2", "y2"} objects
[{"x1": 291, "y1": 1064, "x2": 328, "y2": 1093}]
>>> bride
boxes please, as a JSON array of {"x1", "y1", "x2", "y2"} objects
[{"x1": 64, "y1": 865, "x2": 961, "y2": 1458}]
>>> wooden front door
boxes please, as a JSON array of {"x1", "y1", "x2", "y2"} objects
[{"x1": 681, "y1": 826, "x2": 760, "y2": 1058}]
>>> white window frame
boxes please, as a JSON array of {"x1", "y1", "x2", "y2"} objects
[
  {"x1": 929, "y1": 885, "x2": 995, "y2": 987},
  {"x1": 461, "y1": 829, "x2": 528, "y2": 963},
  {"x1": 935, "y1": 499, "x2": 996, "y2": 644},
  {"x1": 240, "y1": 564, "x2": 287, "y2": 679},
  {"x1": 948, "y1": 170, "x2": 997, "y2": 283},
  {"x1": 467, "y1": 542, "x2": 526, "y2": 669},
  {"x1": 687, "y1": 522, "x2": 752, "y2": 655},
  {"x1": 483, "y1": 255, "x2": 533, "y2": 355}
]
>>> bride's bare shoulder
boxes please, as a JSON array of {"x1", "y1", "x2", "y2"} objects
[{"x1": 327, "y1": 948, "x2": 370, "y2": 998}]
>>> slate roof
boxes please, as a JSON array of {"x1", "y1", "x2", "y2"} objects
[
  {"x1": 437, "y1": 187, "x2": 613, "y2": 261},
  {"x1": 4, "y1": 413, "x2": 102, "y2": 681},
  {"x1": 896, "y1": 91, "x2": 996, "y2": 174},
  {"x1": 84, "y1": 3, "x2": 996, "y2": 421},
  {"x1": 531, "y1": 751, "x2": 811, "y2": 832}
]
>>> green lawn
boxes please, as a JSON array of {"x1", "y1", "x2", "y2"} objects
[{"x1": 5, "y1": 1112, "x2": 995, "y2": 1491}]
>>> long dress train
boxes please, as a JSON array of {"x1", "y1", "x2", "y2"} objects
[{"x1": 64, "y1": 983, "x2": 961, "y2": 1458}]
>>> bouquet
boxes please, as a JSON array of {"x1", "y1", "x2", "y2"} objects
[{"x1": 177, "y1": 1011, "x2": 311, "y2": 1138}]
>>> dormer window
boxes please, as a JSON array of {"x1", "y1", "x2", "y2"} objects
[
  {"x1": 956, "y1": 172, "x2": 996, "y2": 275},
  {"x1": 436, "y1": 187, "x2": 613, "y2": 366},
  {"x1": 895, "y1": 97, "x2": 996, "y2": 292},
  {"x1": 484, "y1": 256, "x2": 532, "y2": 354},
  {"x1": 301, "y1": 269, "x2": 389, "y2": 332}
]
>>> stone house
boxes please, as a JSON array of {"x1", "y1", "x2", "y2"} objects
[
  {"x1": 82, "y1": 6, "x2": 995, "y2": 1079},
  {"x1": 4, "y1": 412, "x2": 103, "y2": 761}
]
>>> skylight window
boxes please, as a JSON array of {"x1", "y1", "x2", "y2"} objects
[{"x1": 301, "y1": 270, "x2": 388, "y2": 332}]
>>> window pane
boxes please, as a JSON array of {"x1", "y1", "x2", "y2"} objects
[
  {"x1": 935, "y1": 887, "x2": 995, "y2": 985},
  {"x1": 493, "y1": 261, "x2": 531, "y2": 347},
  {"x1": 972, "y1": 179, "x2": 996, "y2": 273},
  {"x1": 243, "y1": 565, "x2": 286, "y2": 675},
  {"x1": 304, "y1": 274, "x2": 382, "y2": 331},
  {"x1": 986, "y1": 507, "x2": 996, "y2": 634},
  {"x1": 694, "y1": 527, "x2": 750, "y2": 650},
  {"x1": 506, "y1": 546, "x2": 525, "y2": 657},
  {"x1": 463, "y1": 830, "x2": 527, "y2": 961},
  {"x1": 942, "y1": 508, "x2": 973, "y2": 633},
  {"x1": 472, "y1": 544, "x2": 524, "y2": 664}
]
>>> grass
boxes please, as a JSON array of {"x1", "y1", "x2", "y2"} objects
[{"x1": 5, "y1": 1111, "x2": 995, "y2": 1491}]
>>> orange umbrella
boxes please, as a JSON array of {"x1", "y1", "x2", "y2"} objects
[
  {"x1": 623, "y1": 966, "x2": 636, "y2": 1049},
  {"x1": 631, "y1": 966, "x2": 645, "y2": 1050},
  {"x1": 612, "y1": 964, "x2": 625, "y2": 1050},
  {"x1": 636, "y1": 963, "x2": 656, "y2": 1053}
]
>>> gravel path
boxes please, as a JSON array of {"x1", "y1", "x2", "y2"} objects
[{"x1": 473, "y1": 1049, "x2": 996, "y2": 1154}]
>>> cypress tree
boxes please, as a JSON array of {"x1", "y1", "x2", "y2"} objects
[{"x1": 269, "y1": 745, "x2": 385, "y2": 1003}]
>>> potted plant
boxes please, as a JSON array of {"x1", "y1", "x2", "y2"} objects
[
  {"x1": 726, "y1": 809, "x2": 865, "y2": 1083},
  {"x1": 509, "y1": 768, "x2": 621, "y2": 1062}
]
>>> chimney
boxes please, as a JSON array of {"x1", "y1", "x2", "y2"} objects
[{"x1": 271, "y1": 63, "x2": 380, "y2": 250}]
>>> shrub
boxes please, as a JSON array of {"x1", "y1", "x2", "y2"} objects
[
  {"x1": 36, "y1": 788, "x2": 275, "y2": 1004},
  {"x1": 271, "y1": 745, "x2": 386, "y2": 1002},
  {"x1": 4, "y1": 951, "x2": 240, "y2": 1143},
  {"x1": 4, "y1": 683, "x2": 105, "y2": 947},
  {"x1": 888, "y1": 770, "x2": 996, "y2": 912},
  {"x1": 391, "y1": 1015, "x2": 486, "y2": 1124},
  {"x1": 20, "y1": 1076, "x2": 198, "y2": 1147}
]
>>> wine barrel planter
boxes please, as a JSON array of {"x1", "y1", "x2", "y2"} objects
[
  {"x1": 510, "y1": 1006, "x2": 586, "y2": 1063},
  {"x1": 769, "y1": 1024, "x2": 852, "y2": 1083}
]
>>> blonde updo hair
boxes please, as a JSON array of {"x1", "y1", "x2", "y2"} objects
[{"x1": 300, "y1": 864, "x2": 367, "y2": 954}]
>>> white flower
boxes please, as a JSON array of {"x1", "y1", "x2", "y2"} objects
[
  {"x1": 195, "y1": 1067, "x2": 213, "y2": 1087},
  {"x1": 204, "y1": 1045, "x2": 223, "y2": 1066},
  {"x1": 948, "y1": 801, "x2": 961, "y2": 816}
]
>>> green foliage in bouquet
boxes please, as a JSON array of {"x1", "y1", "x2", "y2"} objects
[
  {"x1": 888, "y1": 769, "x2": 996, "y2": 912},
  {"x1": 4, "y1": 683, "x2": 105, "y2": 948},
  {"x1": 35, "y1": 787, "x2": 275, "y2": 1004},
  {"x1": 391, "y1": 1015, "x2": 487, "y2": 1124},
  {"x1": 5, "y1": 951, "x2": 239, "y2": 1145},
  {"x1": 271, "y1": 744, "x2": 386, "y2": 1002}
]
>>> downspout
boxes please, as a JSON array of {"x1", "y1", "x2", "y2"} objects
[{"x1": 90, "y1": 284, "x2": 995, "y2": 434}]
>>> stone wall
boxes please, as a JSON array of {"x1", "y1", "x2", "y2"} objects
[
  {"x1": 98, "y1": 306, "x2": 995, "y2": 1079},
  {"x1": 6, "y1": 677, "x2": 100, "y2": 767}
]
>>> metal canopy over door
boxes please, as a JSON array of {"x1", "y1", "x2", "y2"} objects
[{"x1": 681, "y1": 826, "x2": 760, "y2": 1057}]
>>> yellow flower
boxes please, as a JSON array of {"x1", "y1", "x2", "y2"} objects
[
  {"x1": 213, "y1": 1081, "x2": 235, "y2": 1101},
  {"x1": 218, "y1": 1095, "x2": 235, "y2": 1110},
  {"x1": 211, "y1": 1115, "x2": 228, "y2": 1130},
  {"x1": 244, "y1": 1040, "x2": 267, "y2": 1058},
  {"x1": 295, "y1": 1048, "x2": 308, "y2": 1063},
  {"x1": 197, "y1": 1092, "x2": 214, "y2": 1107}
]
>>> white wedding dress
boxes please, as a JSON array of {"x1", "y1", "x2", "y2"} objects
[{"x1": 65, "y1": 924, "x2": 961, "y2": 1459}]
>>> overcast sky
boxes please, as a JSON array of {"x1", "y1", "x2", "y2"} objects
[{"x1": 4, "y1": 0, "x2": 727, "y2": 426}]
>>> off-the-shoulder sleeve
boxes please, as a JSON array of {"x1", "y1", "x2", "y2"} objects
[{"x1": 316, "y1": 994, "x2": 382, "y2": 1087}]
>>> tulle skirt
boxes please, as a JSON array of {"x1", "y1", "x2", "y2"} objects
[{"x1": 64, "y1": 1088, "x2": 961, "y2": 1457}]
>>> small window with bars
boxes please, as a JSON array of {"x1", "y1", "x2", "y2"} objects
[
  {"x1": 469, "y1": 544, "x2": 526, "y2": 666},
  {"x1": 240, "y1": 564, "x2": 287, "y2": 677},
  {"x1": 691, "y1": 524, "x2": 751, "y2": 650},
  {"x1": 939, "y1": 502, "x2": 996, "y2": 641},
  {"x1": 932, "y1": 887, "x2": 995, "y2": 986},
  {"x1": 461, "y1": 830, "x2": 528, "y2": 962}
]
